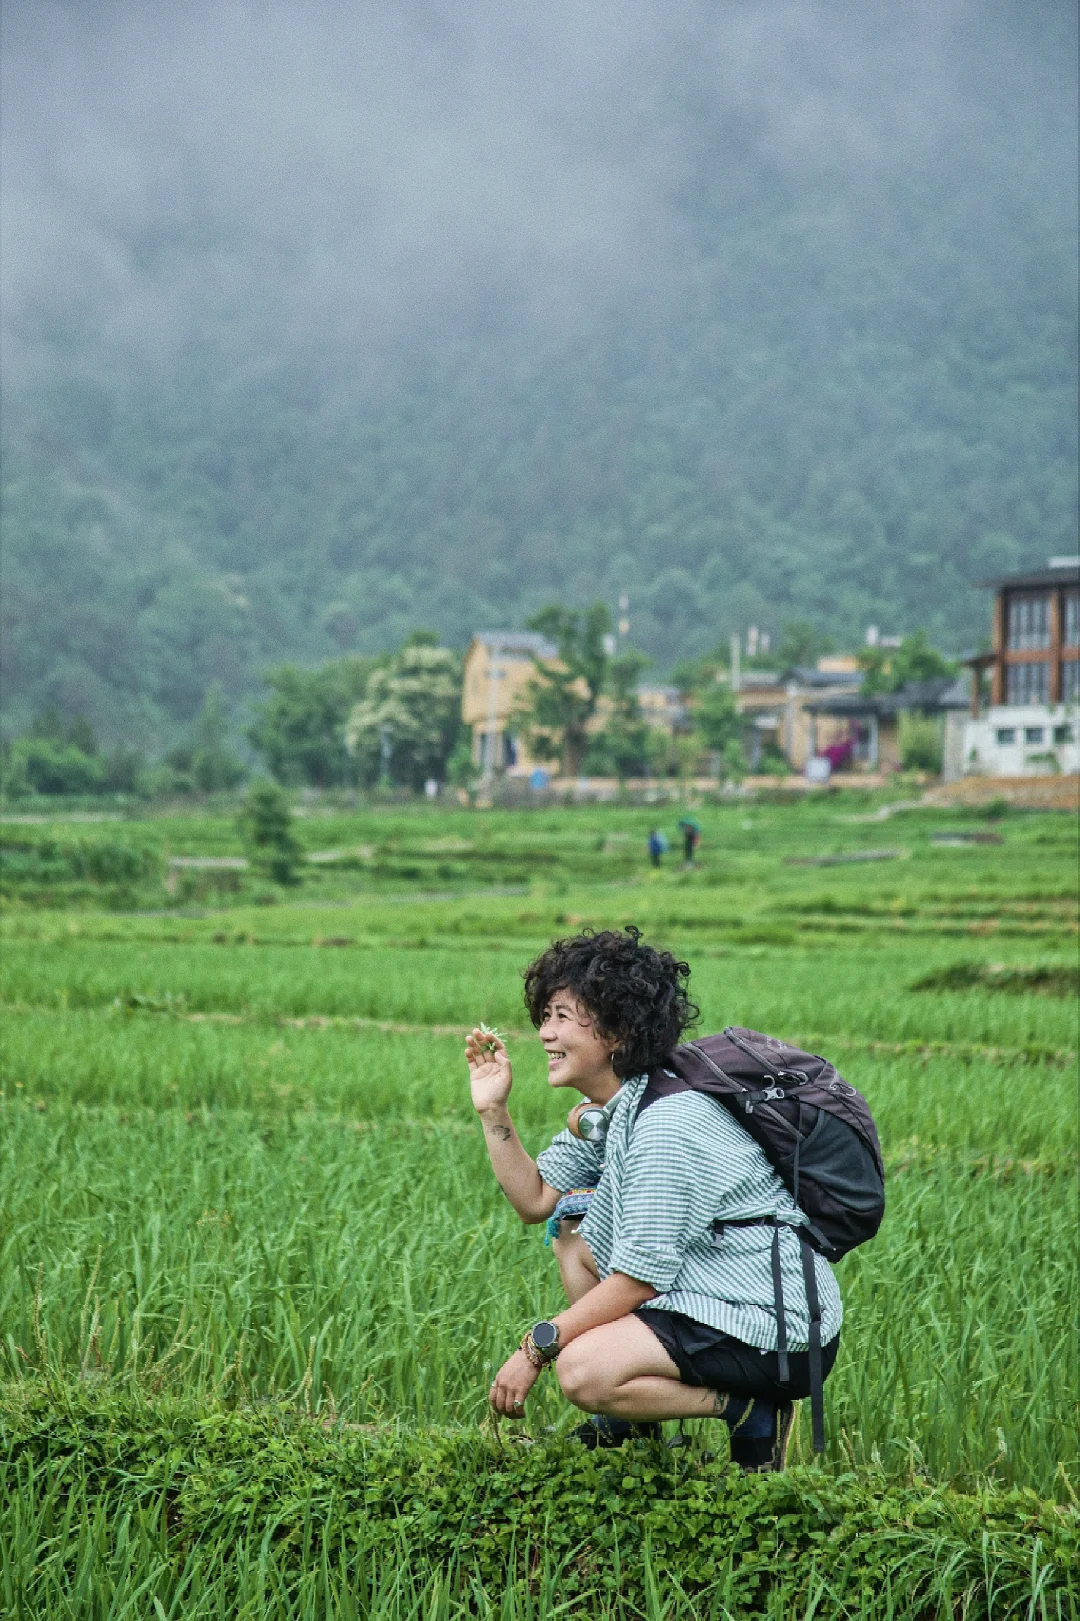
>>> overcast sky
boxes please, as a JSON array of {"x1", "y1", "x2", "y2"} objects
[{"x1": 2, "y1": 0, "x2": 1076, "y2": 391}]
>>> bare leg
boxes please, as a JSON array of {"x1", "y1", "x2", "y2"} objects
[
  {"x1": 551, "y1": 1222, "x2": 602, "y2": 1304},
  {"x1": 557, "y1": 1316, "x2": 729, "y2": 1422}
]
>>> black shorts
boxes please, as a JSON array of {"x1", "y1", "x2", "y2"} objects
[{"x1": 635, "y1": 1307, "x2": 839, "y2": 1402}]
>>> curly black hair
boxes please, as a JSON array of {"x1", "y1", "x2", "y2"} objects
[{"x1": 522, "y1": 926, "x2": 698, "y2": 1079}]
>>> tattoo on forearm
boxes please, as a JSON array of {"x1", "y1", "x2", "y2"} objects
[
  {"x1": 711, "y1": 1392, "x2": 730, "y2": 1418},
  {"x1": 485, "y1": 1122, "x2": 512, "y2": 1142}
]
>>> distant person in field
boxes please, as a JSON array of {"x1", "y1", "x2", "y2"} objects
[
  {"x1": 646, "y1": 828, "x2": 666, "y2": 868},
  {"x1": 465, "y1": 928, "x2": 841, "y2": 1468},
  {"x1": 678, "y1": 816, "x2": 701, "y2": 865}
]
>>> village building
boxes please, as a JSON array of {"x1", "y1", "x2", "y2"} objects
[
  {"x1": 961, "y1": 557, "x2": 1079, "y2": 777},
  {"x1": 635, "y1": 684, "x2": 688, "y2": 737},
  {"x1": 735, "y1": 658, "x2": 862, "y2": 770},
  {"x1": 462, "y1": 637, "x2": 694, "y2": 779},
  {"x1": 804, "y1": 676, "x2": 971, "y2": 775},
  {"x1": 461, "y1": 632, "x2": 558, "y2": 775}
]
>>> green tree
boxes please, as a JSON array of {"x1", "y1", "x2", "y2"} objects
[
  {"x1": 191, "y1": 684, "x2": 246, "y2": 792},
  {"x1": 720, "y1": 737, "x2": 748, "y2": 782},
  {"x1": 583, "y1": 647, "x2": 654, "y2": 779},
  {"x1": 345, "y1": 637, "x2": 462, "y2": 791},
  {"x1": 774, "y1": 620, "x2": 835, "y2": 670},
  {"x1": 859, "y1": 631, "x2": 955, "y2": 698},
  {"x1": 249, "y1": 657, "x2": 378, "y2": 786},
  {"x1": 446, "y1": 735, "x2": 480, "y2": 790},
  {"x1": 1, "y1": 709, "x2": 108, "y2": 797},
  {"x1": 102, "y1": 745, "x2": 145, "y2": 795},
  {"x1": 237, "y1": 781, "x2": 303, "y2": 885},
  {"x1": 898, "y1": 712, "x2": 944, "y2": 773},
  {"x1": 2, "y1": 735, "x2": 106, "y2": 796},
  {"x1": 694, "y1": 679, "x2": 743, "y2": 754},
  {"x1": 515, "y1": 604, "x2": 614, "y2": 776}
]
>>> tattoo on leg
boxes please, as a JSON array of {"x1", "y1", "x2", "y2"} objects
[{"x1": 710, "y1": 1392, "x2": 729, "y2": 1417}]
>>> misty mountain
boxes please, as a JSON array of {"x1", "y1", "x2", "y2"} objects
[{"x1": 2, "y1": 0, "x2": 1076, "y2": 748}]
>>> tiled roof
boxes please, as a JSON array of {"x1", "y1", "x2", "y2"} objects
[
  {"x1": 805, "y1": 674, "x2": 971, "y2": 716},
  {"x1": 785, "y1": 665, "x2": 862, "y2": 688},
  {"x1": 976, "y1": 562, "x2": 1079, "y2": 590},
  {"x1": 471, "y1": 631, "x2": 558, "y2": 658}
]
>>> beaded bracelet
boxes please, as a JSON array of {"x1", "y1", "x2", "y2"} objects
[{"x1": 520, "y1": 1332, "x2": 548, "y2": 1370}]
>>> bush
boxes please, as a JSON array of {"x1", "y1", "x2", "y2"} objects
[
  {"x1": 898, "y1": 712, "x2": 944, "y2": 774},
  {"x1": 446, "y1": 736, "x2": 480, "y2": 789},
  {"x1": 237, "y1": 781, "x2": 303, "y2": 884},
  {"x1": 0, "y1": 837, "x2": 160, "y2": 892},
  {"x1": 2, "y1": 1386, "x2": 1074, "y2": 1618},
  {"x1": 2, "y1": 737, "x2": 107, "y2": 797}
]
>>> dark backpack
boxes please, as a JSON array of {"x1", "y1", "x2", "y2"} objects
[{"x1": 638, "y1": 1026, "x2": 885, "y2": 1452}]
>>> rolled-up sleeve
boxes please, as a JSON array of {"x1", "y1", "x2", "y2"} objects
[
  {"x1": 606, "y1": 1095, "x2": 741, "y2": 1290},
  {"x1": 535, "y1": 1129, "x2": 604, "y2": 1193}
]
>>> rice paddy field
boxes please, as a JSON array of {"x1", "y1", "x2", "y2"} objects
[{"x1": 1, "y1": 793, "x2": 1077, "y2": 1617}]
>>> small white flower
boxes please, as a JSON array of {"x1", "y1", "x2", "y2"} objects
[{"x1": 478, "y1": 1022, "x2": 504, "y2": 1053}]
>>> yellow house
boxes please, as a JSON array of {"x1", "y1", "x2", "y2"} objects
[
  {"x1": 734, "y1": 658, "x2": 862, "y2": 770},
  {"x1": 636, "y1": 685, "x2": 689, "y2": 737},
  {"x1": 462, "y1": 632, "x2": 558, "y2": 775}
]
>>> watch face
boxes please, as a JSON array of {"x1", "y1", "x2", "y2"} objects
[{"x1": 532, "y1": 1320, "x2": 559, "y2": 1351}]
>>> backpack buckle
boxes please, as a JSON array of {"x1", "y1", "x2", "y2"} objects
[{"x1": 760, "y1": 1086, "x2": 787, "y2": 1102}]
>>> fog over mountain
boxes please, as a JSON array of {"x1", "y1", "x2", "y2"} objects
[{"x1": 2, "y1": 0, "x2": 1076, "y2": 745}]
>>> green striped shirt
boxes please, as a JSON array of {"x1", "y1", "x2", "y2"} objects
[{"x1": 535, "y1": 1075, "x2": 842, "y2": 1351}]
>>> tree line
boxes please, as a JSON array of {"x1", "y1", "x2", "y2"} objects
[{"x1": 0, "y1": 609, "x2": 954, "y2": 800}]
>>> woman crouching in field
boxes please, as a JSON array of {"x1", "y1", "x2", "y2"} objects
[{"x1": 465, "y1": 927, "x2": 841, "y2": 1469}]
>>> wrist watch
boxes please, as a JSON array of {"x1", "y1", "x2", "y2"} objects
[{"x1": 530, "y1": 1320, "x2": 561, "y2": 1362}]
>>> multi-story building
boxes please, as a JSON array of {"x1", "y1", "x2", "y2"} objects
[
  {"x1": 461, "y1": 632, "x2": 558, "y2": 775},
  {"x1": 962, "y1": 557, "x2": 1079, "y2": 776},
  {"x1": 462, "y1": 637, "x2": 693, "y2": 779}
]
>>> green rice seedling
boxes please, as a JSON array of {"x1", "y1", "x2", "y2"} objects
[
  {"x1": 1, "y1": 1009, "x2": 1075, "y2": 1158},
  {"x1": 2, "y1": 796, "x2": 1076, "y2": 1606},
  {"x1": 4, "y1": 931, "x2": 1078, "y2": 1050},
  {"x1": 0, "y1": 1102, "x2": 1074, "y2": 1495}
]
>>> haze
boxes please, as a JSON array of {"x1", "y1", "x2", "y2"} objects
[{"x1": 2, "y1": 0, "x2": 1076, "y2": 743}]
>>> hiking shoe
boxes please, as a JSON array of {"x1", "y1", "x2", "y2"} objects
[
  {"x1": 573, "y1": 1415, "x2": 663, "y2": 1449},
  {"x1": 729, "y1": 1400, "x2": 796, "y2": 1473},
  {"x1": 769, "y1": 1401, "x2": 796, "y2": 1471}
]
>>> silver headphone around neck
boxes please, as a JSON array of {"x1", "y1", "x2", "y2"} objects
[{"x1": 573, "y1": 1086, "x2": 625, "y2": 1144}]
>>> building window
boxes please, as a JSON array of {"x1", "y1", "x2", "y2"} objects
[
  {"x1": 1024, "y1": 727, "x2": 1044, "y2": 744},
  {"x1": 1064, "y1": 591, "x2": 1079, "y2": 648},
  {"x1": 1053, "y1": 725, "x2": 1074, "y2": 744},
  {"x1": 1064, "y1": 661, "x2": 1080, "y2": 703},
  {"x1": 1005, "y1": 662, "x2": 1050, "y2": 705},
  {"x1": 1006, "y1": 594, "x2": 1051, "y2": 650},
  {"x1": 995, "y1": 728, "x2": 1016, "y2": 745}
]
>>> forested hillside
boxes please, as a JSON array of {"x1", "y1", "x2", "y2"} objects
[{"x1": 2, "y1": 1, "x2": 1075, "y2": 750}]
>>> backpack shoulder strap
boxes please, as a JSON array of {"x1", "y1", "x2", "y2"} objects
[{"x1": 634, "y1": 1067, "x2": 692, "y2": 1121}]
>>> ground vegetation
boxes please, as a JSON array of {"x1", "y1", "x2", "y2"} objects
[{"x1": 0, "y1": 794, "x2": 1075, "y2": 1611}]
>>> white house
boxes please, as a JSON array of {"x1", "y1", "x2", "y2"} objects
[{"x1": 961, "y1": 558, "x2": 1080, "y2": 777}]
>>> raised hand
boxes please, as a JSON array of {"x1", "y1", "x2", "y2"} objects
[{"x1": 465, "y1": 1026, "x2": 513, "y2": 1115}]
